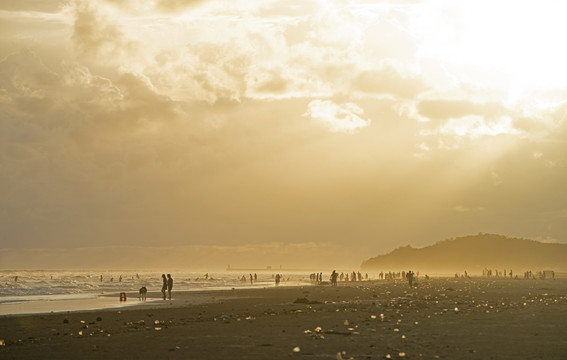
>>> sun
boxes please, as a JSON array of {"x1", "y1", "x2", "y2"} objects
[{"x1": 416, "y1": 2, "x2": 567, "y2": 97}]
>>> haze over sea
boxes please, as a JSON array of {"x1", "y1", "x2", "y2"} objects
[
  {"x1": 1, "y1": 270, "x2": 319, "y2": 298},
  {"x1": 0, "y1": 270, "x2": 317, "y2": 315}
]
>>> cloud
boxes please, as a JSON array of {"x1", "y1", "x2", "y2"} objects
[
  {"x1": 3, "y1": 0, "x2": 567, "y2": 262},
  {"x1": 439, "y1": 115, "x2": 521, "y2": 138},
  {"x1": 417, "y1": 100, "x2": 501, "y2": 120},
  {"x1": 352, "y1": 62, "x2": 426, "y2": 98},
  {"x1": 0, "y1": 0, "x2": 64, "y2": 12},
  {"x1": 303, "y1": 100, "x2": 371, "y2": 133},
  {"x1": 71, "y1": 1, "x2": 137, "y2": 60},
  {"x1": 154, "y1": 0, "x2": 207, "y2": 13}
]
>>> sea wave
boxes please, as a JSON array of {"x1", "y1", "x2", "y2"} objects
[{"x1": 0, "y1": 270, "x2": 312, "y2": 299}]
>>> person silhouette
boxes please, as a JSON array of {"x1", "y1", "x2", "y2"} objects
[
  {"x1": 161, "y1": 274, "x2": 167, "y2": 300},
  {"x1": 331, "y1": 270, "x2": 338, "y2": 286},
  {"x1": 167, "y1": 274, "x2": 173, "y2": 300}
]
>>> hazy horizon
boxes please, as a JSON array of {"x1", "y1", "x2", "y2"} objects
[{"x1": 1, "y1": 1, "x2": 567, "y2": 270}]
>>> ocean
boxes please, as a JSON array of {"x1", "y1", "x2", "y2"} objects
[{"x1": 0, "y1": 270, "x2": 315, "y2": 315}]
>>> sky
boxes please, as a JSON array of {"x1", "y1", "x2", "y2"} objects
[{"x1": 1, "y1": 0, "x2": 567, "y2": 270}]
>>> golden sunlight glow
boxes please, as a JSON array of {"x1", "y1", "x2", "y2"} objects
[
  {"x1": 417, "y1": 1, "x2": 567, "y2": 95},
  {"x1": 1, "y1": 0, "x2": 566, "y2": 269}
]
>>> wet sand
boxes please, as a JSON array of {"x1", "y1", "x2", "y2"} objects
[{"x1": 1, "y1": 278, "x2": 566, "y2": 359}]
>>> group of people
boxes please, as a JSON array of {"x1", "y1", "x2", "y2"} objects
[
  {"x1": 239, "y1": 273, "x2": 258, "y2": 284},
  {"x1": 309, "y1": 270, "x2": 419, "y2": 288},
  {"x1": 161, "y1": 274, "x2": 173, "y2": 300},
  {"x1": 483, "y1": 268, "x2": 515, "y2": 278}
]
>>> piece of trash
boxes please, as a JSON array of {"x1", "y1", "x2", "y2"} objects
[
  {"x1": 343, "y1": 320, "x2": 349, "y2": 326},
  {"x1": 78, "y1": 331, "x2": 83, "y2": 336},
  {"x1": 370, "y1": 315, "x2": 377, "y2": 319},
  {"x1": 293, "y1": 346, "x2": 301, "y2": 353},
  {"x1": 454, "y1": 307, "x2": 459, "y2": 313},
  {"x1": 399, "y1": 352, "x2": 406, "y2": 357},
  {"x1": 385, "y1": 354, "x2": 392, "y2": 359},
  {"x1": 315, "y1": 326, "x2": 322, "y2": 333},
  {"x1": 304, "y1": 330, "x2": 312, "y2": 334},
  {"x1": 168, "y1": 346, "x2": 180, "y2": 351},
  {"x1": 154, "y1": 327, "x2": 162, "y2": 331},
  {"x1": 0, "y1": 339, "x2": 5, "y2": 346},
  {"x1": 154, "y1": 320, "x2": 160, "y2": 325}
]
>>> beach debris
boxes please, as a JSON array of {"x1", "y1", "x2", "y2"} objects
[
  {"x1": 398, "y1": 352, "x2": 406, "y2": 357},
  {"x1": 343, "y1": 320, "x2": 349, "y2": 326},
  {"x1": 304, "y1": 326, "x2": 325, "y2": 339},
  {"x1": 168, "y1": 346, "x2": 180, "y2": 351},
  {"x1": 78, "y1": 331, "x2": 83, "y2": 336},
  {"x1": 0, "y1": 339, "x2": 4, "y2": 346},
  {"x1": 154, "y1": 327, "x2": 162, "y2": 331},
  {"x1": 370, "y1": 315, "x2": 377, "y2": 319},
  {"x1": 385, "y1": 354, "x2": 392, "y2": 359},
  {"x1": 454, "y1": 307, "x2": 459, "y2": 313},
  {"x1": 337, "y1": 352, "x2": 352, "y2": 360},
  {"x1": 293, "y1": 346, "x2": 301, "y2": 353}
]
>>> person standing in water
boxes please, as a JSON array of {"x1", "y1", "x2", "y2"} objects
[
  {"x1": 161, "y1": 274, "x2": 167, "y2": 300},
  {"x1": 167, "y1": 274, "x2": 173, "y2": 300}
]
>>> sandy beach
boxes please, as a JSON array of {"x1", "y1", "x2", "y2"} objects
[{"x1": 1, "y1": 277, "x2": 566, "y2": 359}]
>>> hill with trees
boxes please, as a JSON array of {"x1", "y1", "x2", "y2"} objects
[{"x1": 360, "y1": 234, "x2": 567, "y2": 274}]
